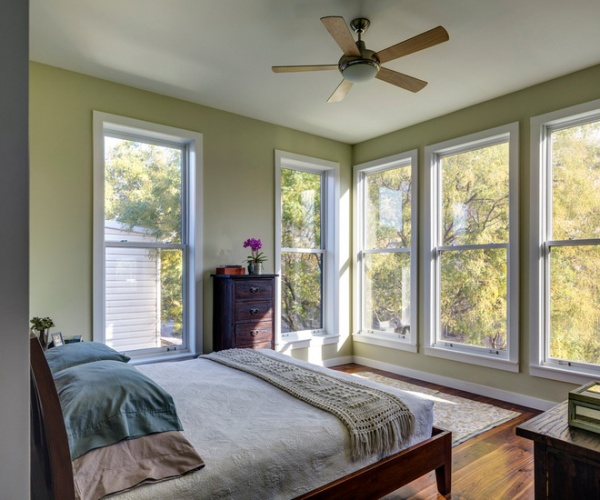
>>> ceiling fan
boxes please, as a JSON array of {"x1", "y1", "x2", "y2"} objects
[{"x1": 272, "y1": 16, "x2": 449, "y2": 103}]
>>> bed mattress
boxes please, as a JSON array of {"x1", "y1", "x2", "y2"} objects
[{"x1": 111, "y1": 350, "x2": 433, "y2": 499}]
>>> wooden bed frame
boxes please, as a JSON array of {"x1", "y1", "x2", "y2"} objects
[{"x1": 29, "y1": 335, "x2": 452, "y2": 499}]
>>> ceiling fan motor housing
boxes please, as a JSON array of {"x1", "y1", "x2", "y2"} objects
[{"x1": 339, "y1": 41, "x2": 381, "y2": 83}]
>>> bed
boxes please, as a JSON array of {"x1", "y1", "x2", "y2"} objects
[{"x1": 30, "y1": 335, "x2": 452, "y2": 499}]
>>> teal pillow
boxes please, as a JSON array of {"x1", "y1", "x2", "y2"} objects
[
  {"x1": 46, "y1": 341, "x2": 130, "y2": 374},
  {"x1": 53, "y1": 360, "x2": 182, "y2": 459}
]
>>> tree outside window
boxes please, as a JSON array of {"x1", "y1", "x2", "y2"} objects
[
  {"x1": 279, "y1": 168, "x2": 323, "y2": 333},
  {"x1": 547, "y1": 120, "x2": 600, "y2": 366}
]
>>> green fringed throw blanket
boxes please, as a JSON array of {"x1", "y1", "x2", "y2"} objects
[{"x1": 201, "y1": 349, "x2": 414, "y2": 460}]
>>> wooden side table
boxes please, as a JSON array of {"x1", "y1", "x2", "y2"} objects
[
  {"x1": 211, "y1": 274, "x2": 278, "y2": 351},
  {"x1": 516, "y1": 400, "x2": 600, "y2": 498}
]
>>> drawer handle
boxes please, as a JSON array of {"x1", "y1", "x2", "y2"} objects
[
  {"x1": 249, "y1": 287, "x2": 260, "y2": 294},
  {"x1": 250, "y1": 329, "x2": 260, "y2": 336},
  {"x1": 249, "y1": 308, "x2": 260, "y2": 315}
]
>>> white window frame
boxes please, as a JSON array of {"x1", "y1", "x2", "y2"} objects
[
  {"x1": 274, "y1": 150, "x2": 339, "y2": 349},
  {"x1": 93, "y1": 111, "x2": 203, "y2": 360},
  {"x1": 424, "y1": 123, "x2": 519, "y2": 371},
  {"x1": 352, "y1": 151, "x2": 418, "y2": 353},
  {"x1": 530, "y1": 98, "x2": 600, "y2": 384}
]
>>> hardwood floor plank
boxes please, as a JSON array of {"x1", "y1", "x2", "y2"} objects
[{"x1": 332, "y1": 364, "x2": 541, "y2": 500}]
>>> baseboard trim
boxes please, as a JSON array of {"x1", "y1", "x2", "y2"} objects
[
  {"x1": 322, "y1": 355, "x2": 353, "y2": 368},
  {"x1": 351, "y1": 355, "x2": 556, "y2": 411}
]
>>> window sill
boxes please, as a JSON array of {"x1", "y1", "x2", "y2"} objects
[
  {"x1": 128, "y1": 350, "x2": 196, "y2": 365},
  {"x1": 530, "y1": 364, "x2": 600, "y2": 386},
  {"x1": 276, "y1": 332, "x2": 339, "y2": 352},
  {"x1": 424, "y1": 345, "x2": 518, "y2": 372},
  {"x1": 352, "y1": 332, "x2": 417, "y2": 353}
]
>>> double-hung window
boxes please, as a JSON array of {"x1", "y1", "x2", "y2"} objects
[
  {"x1": 275, "y1": 150, "x2": 339, "y2": 344},
  {"x1": 425, "y1": 124, "x2": 519, "y2": 370},
  {"x1": 531, "y1": 99, "x2": 600, "y2": 383},
  {"x1": 93, "y1": 112, "x2": 202, "y2": 358},
  {"x1": 353, "y1": 151, "x2": 418, "y2": 351}
]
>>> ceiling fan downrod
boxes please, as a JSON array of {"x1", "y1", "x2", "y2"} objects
[{"x1": 339, "y1": 18, "x2": 380, "y2": 83}]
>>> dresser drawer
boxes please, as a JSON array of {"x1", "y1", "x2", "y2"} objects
[
  {"x1": 235, "y1": 301, "x2": 273, "y2": 322},
  {"x1": 234, "y1": 321, "x2": 272, "y2": 346},
  {"x1": 235, "y1": 280, "x2": 273, "y2": 301}
]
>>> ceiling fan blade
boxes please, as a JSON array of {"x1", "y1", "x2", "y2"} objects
[
  {"x1": 376, "y1": 67, "x2": 427, "y2": 93},
  {"x1": 327, "y1": 80, "x2": 353, "y2": 103},
  {"x1": 376, "y1": 26, "x2": 449, "y2": 64},
  {"x1": 272, "y1": 64, "x2": 338, "y2": 73},
  {"x1": 321, "y1": 16, "x2": 361, "y2": 57}
]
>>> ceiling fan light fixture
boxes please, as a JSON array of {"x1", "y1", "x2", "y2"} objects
[{"x1": 340, "y1": 58, "x2": 380, "y2": 83}]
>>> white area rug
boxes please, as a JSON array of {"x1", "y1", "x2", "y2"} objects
[{"x1": 354, "y1": 371, "x2": 520, "y2": 446}]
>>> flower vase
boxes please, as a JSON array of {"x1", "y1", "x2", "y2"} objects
[
  {"x1": 38, "y1": 328, "x2": 50, "y2": 350},
  {"x1": 248, "y1": 262, "x2": 263, "y2": 275}
]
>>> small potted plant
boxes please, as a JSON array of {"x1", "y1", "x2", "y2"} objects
[
  {"x1": 243, "y1": 238, "x2": 267, "y2": 275},
  {"x1": 30, "y1": 316, "x2": 55, "y2": 350}
]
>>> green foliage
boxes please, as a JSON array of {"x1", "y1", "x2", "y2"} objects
[
  {"x1": 30, "y1": 316, "x2": 54, "y2": 330},
  {"x1": 280, "y1": 169, "x2": 322, "y2": 332},
  {"x1": 105, "y1": 138, "x2": 184, "y2": 339},
  {"x1": 105, "y1": 139, "x2": 182, "y2": 243},
  {"x1": 438, "y1": 143, "x2": 509, "y2": 350},
  {"x1": 548, "y1": 121, "x2": 600, "y2": 365},
  {"x1": 281, "y1": 253, "x2": 322, "y2": 332},
  {"x1": 362, "y1": 166, "x2": 412, "y2": 331}
]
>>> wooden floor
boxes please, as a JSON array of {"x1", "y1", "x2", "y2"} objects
[{"x1": 332, "y1": 364, "x2": 542, "y2": 500}]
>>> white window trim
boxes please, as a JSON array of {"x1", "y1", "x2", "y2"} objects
[
  {"x1": 352, "y1": 151, "x2": 418, "y2": 353},
  {"x1": 93, "y1": 111, "x2": 203, "y2": 360},
  {"x1": 274, "y1": 150, "x2": 339, "y2": 349},
  {"x1": 530, "y1": 98, "x2": 600, "y2": 384},
  {"x1": 424, "y1": 123, "x2": 519, "y2": 372}
]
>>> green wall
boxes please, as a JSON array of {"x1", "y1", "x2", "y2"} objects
[
  {"x1": 29, "y1": 62, "x2": 353, "y2": 359},
  {"x1": 30, "y1": 60, "x2": 600, "y2": 404},
  {"x1": 353, "y1": 63, "x2": 600, "y2": 404}
]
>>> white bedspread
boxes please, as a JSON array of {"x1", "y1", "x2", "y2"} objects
[{"x1": 110, "y1": 350, "x2": 433, "y2": 499}]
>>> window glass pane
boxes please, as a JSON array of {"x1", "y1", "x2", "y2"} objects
[
  {"x1": 439, "y1": 248, "x2": 507, "y2": 350},
  {"x1": 104, "y1": 137, "x2": 183, "y2": 244},
  {"x1": 281, "y1": 168, "x2": 321, "y2": 249},
  {"x1": 105, "y1": 247, "x2": 183, "y2": 351},
  {"x1": 551, "y1": 121, "x2": 600, "y2": 240},
  {"x1": 441, "y1": 143, "x2": 509, "y2": 245},
  {"x1": 365, "y1": 167, "x2": 411, "y2": 249},
  {"x1": 363, "y1": 252, "x2": 411, "y2": 334},
  {"x1": 549, "y1": 245, "x2": 600, "y2": 365},
  {"x1": 280, "y1": 252, "x2": 322, "y2": 332}
]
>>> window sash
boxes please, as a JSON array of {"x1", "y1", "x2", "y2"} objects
[
  {"x1": 425, "y1": 123, "x2": 518, "y2": 370},
  {"x1": 275, "y1": 150, "x2": 339, "y2": 342},
  {"x1": 93, "y1": 112, "x2": 201, "y2": 359},
  {"x1": 354, "y1": 151, "x2": 418, "y2": 348},
  {"x1": 536, "y1": 109, "x2": 600, "y2": 378}
]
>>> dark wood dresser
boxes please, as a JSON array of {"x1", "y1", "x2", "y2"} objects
[
  {"x1": 516, "y1": 400, "x2": 600, "y2": 498},
  {"x1": 211, "y1": 274, "x2": 277, "y2": 351}
]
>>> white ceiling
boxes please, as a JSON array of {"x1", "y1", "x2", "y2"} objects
[{"x1": 30, "y1": 0, "x2": 600, "y2": 144}]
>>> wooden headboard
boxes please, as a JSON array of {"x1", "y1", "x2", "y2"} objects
[{"x1": 30, "y1": 334, "x2": 74, "y2": 500}]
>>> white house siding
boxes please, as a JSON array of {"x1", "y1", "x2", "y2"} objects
[{"x1": 105, "y1": 222, "x2": 161, "y2": 351}]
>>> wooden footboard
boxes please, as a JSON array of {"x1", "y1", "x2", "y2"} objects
[
  {"x1": 30, "y1": 335, "x2": 451, "y2": 499},
  {"x1": 297, "y1": 426, "x2": 452, "y2": 499}
]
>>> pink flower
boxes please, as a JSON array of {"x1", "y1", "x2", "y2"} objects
[{"x1": 243, "y1": 238, "x2": 267, "y2": 263}]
